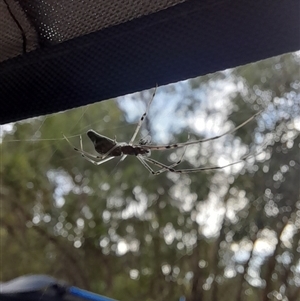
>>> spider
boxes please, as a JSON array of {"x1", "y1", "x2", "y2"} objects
[{"x1": 63, "y1": 87, "x2": 262, "y2": 175}]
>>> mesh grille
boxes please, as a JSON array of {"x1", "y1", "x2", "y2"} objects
[
  {"x1": 0, "y1": 0, "x2": 38, "y2": 61},
  {"x1": 0, "y1": 0, "x2": 185, "y2": 62}
]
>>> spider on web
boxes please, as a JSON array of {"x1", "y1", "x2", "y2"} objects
[{"x1": 63, "y1": 87, "x2": 262, "y2": 175}]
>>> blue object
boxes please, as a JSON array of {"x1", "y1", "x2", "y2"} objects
[
  {"x1": 69, "y1": 286, "x2": 117, "y2": 301},
  {"x1": 0, "y1": 274, "x2": 119, "y2": 301}
]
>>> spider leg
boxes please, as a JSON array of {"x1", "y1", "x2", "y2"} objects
[
  {"x1": 119, "y1": 154, "x2": 127, "y2": 163},
  {"x1": 143, "y1": 156, "x2": 243, "y2": 174},
  {"x1": 145, "y1": 146, "x2": 260, "y2": 174},
  {"x1": 137, "y1": 145, "x2": 187, "y2": 175},
  {"x1": 136, "y1": 155, "x2": 156, "y2": 174},
  {"x1": 128, "y1": 85, "x2": 157, "y2": 145},
  {"x1": 119, "y1": 86, "x2": 156, "y2": 165},
  {"x1": 63, "y1": 134, "x2": 103, "y2": 160},
  {"x1": 64, "y1": 134, "x2": 119, "y2": 162},
  {"x1": 141, "y1": 110, "x2": 263, "y2": 151},
  {"x1": 136, "y1": 155, "x2": 179, "y2": 175},
  {"x1": 142, "y1": 157, "x2": 182, "y2": 175},
  {"x1": 82, "y1": 155, "x2": 115, "y2": 166}
]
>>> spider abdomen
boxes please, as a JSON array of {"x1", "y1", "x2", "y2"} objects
[{"x1": 86, "y1": 130, "x2": 150, "y2": 157}]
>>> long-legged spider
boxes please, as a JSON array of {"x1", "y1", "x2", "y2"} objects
[{"x1": 64, "y1": 87, "x2": 262, "y2": 175}]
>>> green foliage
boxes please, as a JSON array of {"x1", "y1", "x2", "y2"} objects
[{"x1": 1, "y1": 52, "x2": 299, "y2": 300}]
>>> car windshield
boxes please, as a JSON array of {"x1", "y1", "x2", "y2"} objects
[{"x1": 1, "y1": 52, "x2": 300, "y2": 301}]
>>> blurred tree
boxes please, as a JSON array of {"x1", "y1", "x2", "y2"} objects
[{"x1": 0, "y1": 52, "x2": 299, "y2": 301}]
